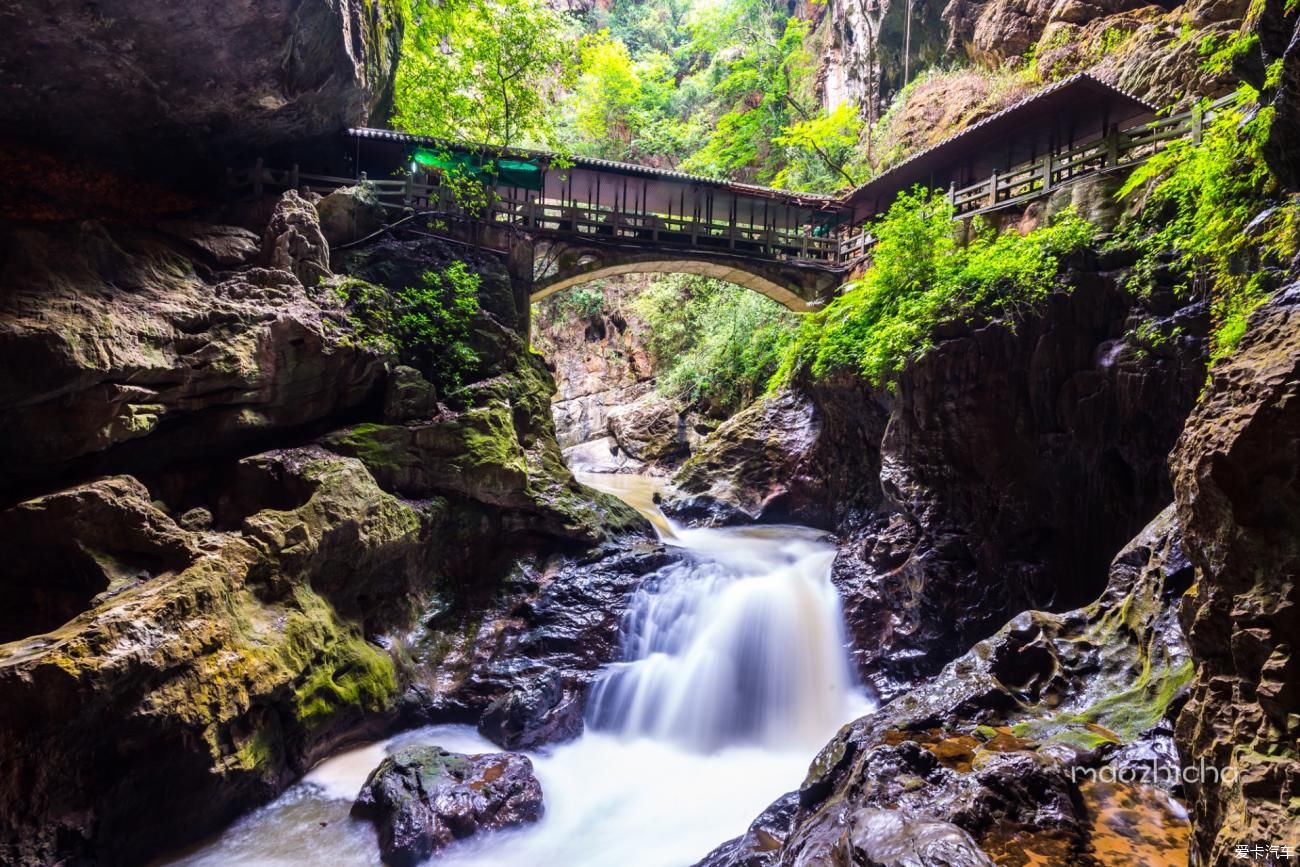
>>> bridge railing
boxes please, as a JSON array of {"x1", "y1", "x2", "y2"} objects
[
  {"x1": 834, "y1": 92, "x2": 1236, "y2": 259},
  {"x1": 232, "y1": 93, "x2": 1234, "y2": 271},
  {"x1": 229, "y1": 162, "x2": 845, "y2": 265},
  {"x1": 944, "y1": 93, "x2": 1232, "y2": 217}
]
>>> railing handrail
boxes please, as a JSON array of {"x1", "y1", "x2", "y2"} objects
[{"x1": 232, "y1": 93, "x2": 1235, "y2": 268}]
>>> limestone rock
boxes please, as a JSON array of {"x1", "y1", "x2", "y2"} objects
[
  {"x1": 383, "y1": 365, "x2": 439, "y2": 423},
  {"x1": 553, "y1": 381, "x2": 656, "y2": 449},
  {"x1": 1263, "y1": 16, "x2": 1300, "y2": 190},
  {"x1": 664, "y1": 388, "x2": 844, "y2": 528},
  {"x1": 851, "y1": 274, "x2": 1206, "y2": 689},
  {"x1": 607, "y1": 390, "x2": 690, "y2": 463},
  {"x1": 1171, "y1": 281, "x2": 1300, "y2": 863},
  {"x1": 317, "y1": 184, "x2": 390, "y2": 247},
  {"x1": 263, "y1": 190, "x2": 331, "y2": 287},
  {"x1": 0, "y1": 221, "x2": 385, "y2": 494},
  {"x1": 352, "y1": 746, "x2": 543, "y2": 866},
  {"x1": 155, "y1": 221, "x2": 262, "y2": 269},
  {"x1": 562, "y1": 435, "x2": 649, "y2": 475},
  {"x1": 0, "y1": 450, "x2": 418, "y2": 866}
]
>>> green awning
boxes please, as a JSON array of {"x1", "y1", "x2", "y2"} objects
[{"x1": 410, "y1": 147, "x2": 544, "y2": 190}]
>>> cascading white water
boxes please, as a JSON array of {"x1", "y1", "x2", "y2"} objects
[
  {"x1": 163, "y1": 472, "x2": 872, "y2": 867},
  {"x1": 584, "y1": 519, "x2": 858, "y2": 752}
]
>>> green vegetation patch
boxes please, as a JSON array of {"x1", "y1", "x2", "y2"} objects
[
  {"x1": 284, "y1": 587, "x2": 400, "y2": 733},
  {"x1": 335, "y1": 263, "x2": 482, "y2": 391},
  {"x1": 1012, "y1": 659, "x2": 1194, "y2": 750},
  {"x1": 1115, "y1": 85, "x2": 1299, "y2": 367},
  {"x1": 774, "y1": 188, "x2": 1096, "y2": 390},
  {"x1": 632, "y1": 275, "x2": 800, "y2": 415}
]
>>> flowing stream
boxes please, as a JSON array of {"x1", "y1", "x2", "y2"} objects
[{"x1": 163, "y1": 472, "x2": 871, "y2": 867}]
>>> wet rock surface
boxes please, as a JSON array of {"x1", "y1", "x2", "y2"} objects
[
  {"x1": 607, "y1": 389, "x2": 693, "y2": 464},
  {"x1": 402, "y1": 542, "x2": 676, "y2": 749},
  {"x1": 665, "y1": 382, "x2": 885, "y2": 529},
  {"x1": 352, "y1": 746, "x2": 543, "y2": 866},
  {"x1": 1171, "y1": 281, "x2": 1300, "y2": 863}
]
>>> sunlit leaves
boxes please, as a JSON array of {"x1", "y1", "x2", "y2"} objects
[
  {"x1": 774, "y1": 188, "x2": 1096, "y2": 388},
  {"x1": 394, "y1": 0, "x2": 579, "y2": 148}
]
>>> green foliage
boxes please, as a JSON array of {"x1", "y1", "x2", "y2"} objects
[
  {"x1": 336, "y1": 263, "x2": 483, "y2": 390},
  {"x1": 772, "y1": 101, "x2": 863, "y2": 190},
  {"x1": 774, "y1": 188, "x2": 1096, "y2": 389},
  {"x1": 1116, "y1": 86, "x2": 1299, "y2": 366},
  {"x1": 633, "y1": 275, "x2": 799, "y2": 414},
  {"x1": 534, "y1": 284, "x2": 608, "y2": 331},
  {"x1": 394, "y1": 0, "x2": 579, "y2": 147}
]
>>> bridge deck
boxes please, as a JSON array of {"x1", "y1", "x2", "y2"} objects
[{"x1": 231, "y1": 90, "x2": 1227, "y2": 278}]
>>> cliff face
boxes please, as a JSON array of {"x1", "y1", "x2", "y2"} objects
[
  {"x1": 669, "y1": 261, "x2": 1209, "y2": 695},
  {"x1": 0, "y1": 0, "x2": 402, "y2": 179},
  {"x1": 532, "y1": 278, "x2": 656, "y2": 451},
  {"x1": 532, "y1": 277, "x2": 712, "y2": 473},
  {"x1": 817, "y1": 0, "x2": 1244, "y2": 121},
  {"x1": 1171, "y1": 282, "x2": 1300, "y2": 863},
  {"x1": 0, "y1": 201, "x2": 649, "y2": 866}
]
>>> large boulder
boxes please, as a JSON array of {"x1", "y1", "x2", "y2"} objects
[
  {"x1": 606, "y1": 389, "x2": 692, "y2": 463},
  {"x1": 263, "y1": 190, "x2": 332, "y2": 286},
  {"x1": 318, "y1": 184, "x2": 390, "y2": 247},
  {"x1": 1171, "y1": 281, "x2": 1300, "y2": 862},
  {"x1": 664, "y1": 387, "x2": 856, "y2": 528},
  {"x1": 352, "y1": 746, "x2": 544, "y2": 866},
  {"x1": 0, "y1": 451, "x2": 418, "y2": 866},
  {"x1": 0, "y1": 0, "x2": 403, "y2": 176}
]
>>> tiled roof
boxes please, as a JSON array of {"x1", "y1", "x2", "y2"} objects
[{"x1": 346, "y1": 128, "x2": 836, "y2": 206}]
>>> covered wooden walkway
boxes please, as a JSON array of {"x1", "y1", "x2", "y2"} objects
[{"x1": 232, "y1": 73, "x2": 1222, "y2": 308}]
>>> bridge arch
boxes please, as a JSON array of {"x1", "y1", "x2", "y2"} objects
[{"x1": 530, "y1": 248, "x2": 840, "y2": 312}]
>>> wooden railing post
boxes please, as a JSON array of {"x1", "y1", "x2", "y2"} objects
[
  {"x1": 403, "y1": 173, "x2": 414, "y2": 208},
  {"x1": 1105, "y1": 129, "x2": 1120, "y2": 167},
  {"x1": 1042, "y1": 155, "x2": 1054, "y2": 194},
  {"x1": 947, "y1": 181, "x2": 956, "y2": 208},
  {"x1": 988, "y1": 170, "x2": 998, "y2": 208},
  {"x1": 1191, "y1": 102, "x2": 1204, "y2": 144}
]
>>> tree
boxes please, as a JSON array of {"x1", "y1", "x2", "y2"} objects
[
  {"x1": 394, "y1": 0, "x2": 579, "y2": 148},
  {"x1": 570, "y1": 32, "x2": 644, "y2": 158}
]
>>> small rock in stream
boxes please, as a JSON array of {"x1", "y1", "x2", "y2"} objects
[{"x1": 351, "y1": 745, "x2": 544, "y2": 866}]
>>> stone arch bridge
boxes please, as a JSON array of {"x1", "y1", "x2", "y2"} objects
[{"x1": 239, "y1": 78, "x2": 1214, "y2": 312}]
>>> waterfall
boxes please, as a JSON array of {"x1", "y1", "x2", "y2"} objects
[
  {"x1": 583, "y1": 525, "x2": 857, "y2": 751},
  {"x1": 578, "y1": 473, "x2": 862, "y2": 753},
  {"x1": 169, "y1": 473, "x2": 872, "y2": 867}
]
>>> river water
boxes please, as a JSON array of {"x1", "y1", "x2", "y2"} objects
[{"x1": 162, "y1": 472, "x2": 871, "y2": 867}]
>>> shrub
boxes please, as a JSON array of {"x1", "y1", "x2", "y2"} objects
[
  {"x1": 1115, "y1": 85, "x2": 1299, "y2": 366},
  {"x1": 773, "y1": 187, "x2": 1096, "y2": 389},
  {"x1": 633, "y1": 275, "x2": 799, "y2": 415},
  {"x1": 336, "y1": 262, "x2": 482, "y2": 390}
]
